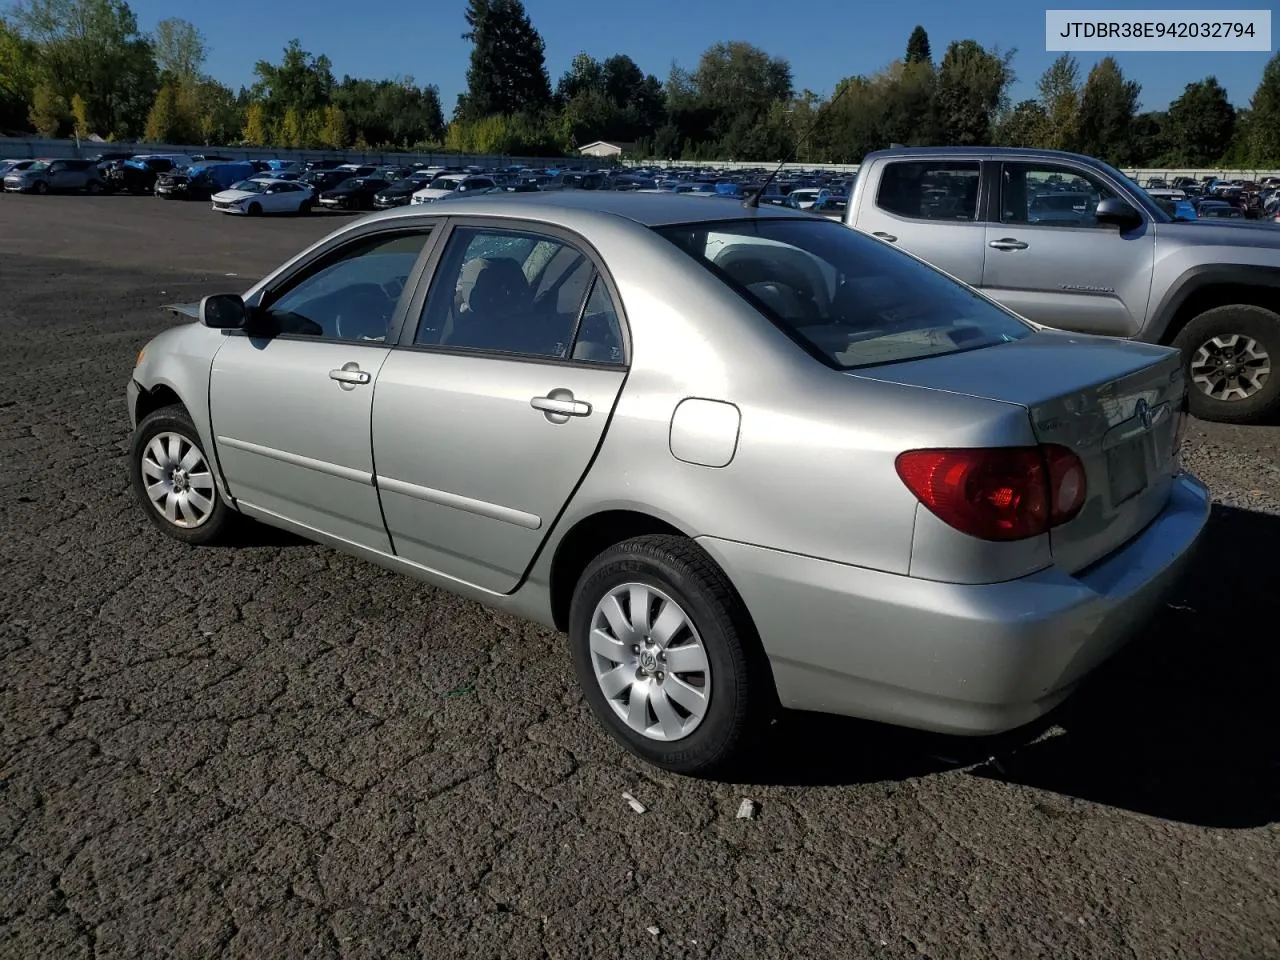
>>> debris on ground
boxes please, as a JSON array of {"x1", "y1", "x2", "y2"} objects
[
  {"x1": 442, "y1": 679, "x2": 476, "y2": 697},
  {"x1": 646, "y1": 925, "x2": 661, "y2": 937},
  {"x1": 622, "y1": 791, "x2": 646, "y2": 814},
  {"x1": 735, "y1": 798, "x2": 758, "y2": 820}
]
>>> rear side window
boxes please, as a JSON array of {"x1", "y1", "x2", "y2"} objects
[
  {"x1": 656, "y1": 218, "x2": 1030, "y2": 370},
  {"x1": 875, "y1": 160, "x2": 982, "y2": 222}
]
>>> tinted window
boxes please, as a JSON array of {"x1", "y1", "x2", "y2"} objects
[
  {"x1": 414, "y1": 227, "x2": 599, "y2": 361},
  {"x1": 572, "y1": 277, "x2": 625, "y2": 364},
  {"x1": 876, "y1": 161, "x2": 981, "y2": 221},
  {"x1": 657, "y1": 218, "x2": 1030, "y2": 370},
  {"x1": 262, "y1": 231, "x2": 432, "y2": 342},
  {"x1": 1001, "y1": 163, "x2": 1120, "y2": 227}
]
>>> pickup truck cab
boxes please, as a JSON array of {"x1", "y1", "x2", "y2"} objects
[{"x1": 846, "y1": 147, "x2": 1280, "y2": 423}]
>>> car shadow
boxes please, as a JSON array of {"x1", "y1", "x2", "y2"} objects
[{"x1": 728, "y1": 503, "x2": 1279, "y2": 830}]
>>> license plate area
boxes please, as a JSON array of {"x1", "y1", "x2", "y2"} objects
[{"x1": 1106, "y1": 435, "x2": 1149, "y2": 507}]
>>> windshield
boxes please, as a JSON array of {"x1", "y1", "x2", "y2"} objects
[
  {"x1": 656, "y1": 218, "x2": 1032, "y2": 370},
  {"x1": 428, "y1": 178, "x2": 459, "y2": 191},
  {"x1": 25, "y1": 161, "x2": 49, "y2": 172},
  {"x1": 1096, "y1": 159, "x2": 1171, "y2": 222},
  {"x1": 230, "y1": 180, "x2": 266, "y2": 193}
]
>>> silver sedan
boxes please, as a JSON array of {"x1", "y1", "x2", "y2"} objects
[{"x1": 125, "y1": 192, "x2": 1210, "y2": 775}]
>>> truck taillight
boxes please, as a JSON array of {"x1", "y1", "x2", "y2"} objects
[{"x1": 895, "y1": 444, "x2": 1087, "y2": 542}]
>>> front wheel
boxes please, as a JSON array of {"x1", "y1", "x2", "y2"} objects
[
  {"x1": 86, "y1": 179, "x2": 103, "y2": 194},
  {"x1": 33, "y1": 181, "x2": 48, "y2": 195},
  {"x1": 1173, "y1": 304, "x2": 1279, "y2": 424},
  {"x1": 246, "y1": 201, "x2": 262, "y2": 216},
  {"x1": 298, "y1": 198, "x2": 313, "y2": 215},
  {"x1": 568, "y1": 535, "x2": 771, "y2": 776},
  {"x1": 128, "y1": 404, "x2": 234, "y2": 545}
]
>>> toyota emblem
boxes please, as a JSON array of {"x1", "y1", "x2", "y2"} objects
[{"x1": 1135, "y1": 398, "x2": 1153, "y2": 428}]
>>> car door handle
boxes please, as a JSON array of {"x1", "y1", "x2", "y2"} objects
[
  {"x1": 531, "y1": 395, "x2": 591, "y2": 417},
  {"x1": 872, "y1": 232, "x2": 897, "y2": 242},
  {"x1": 989, "y1": 238, "x2": 1029, "y2": 250},
  {"x1": 329, "y1": 368, "x2": 371, "y2": 384}
]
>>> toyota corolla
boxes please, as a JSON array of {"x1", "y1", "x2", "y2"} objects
[{"x1": 125, "y1": 193, "x2": 1209, "y2": 775}]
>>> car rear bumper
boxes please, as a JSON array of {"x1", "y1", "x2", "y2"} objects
[{"x1": 697, "y1": 472, "x2": 1210, "y2": 736}]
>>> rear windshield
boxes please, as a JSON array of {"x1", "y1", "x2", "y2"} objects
[{"x1": 655, "y1": 218, "x2": 1032, "y2": 370}]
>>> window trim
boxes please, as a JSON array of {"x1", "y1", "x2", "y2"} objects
[
  {"x1": 227, "y1": 224, "x2": 442, "y2": 345},
  {"x1": 997, "y1": 160, "x2": 1133, "y2": 231},
  {"x1": 872, "y1": 159, "x2": 988, "y2": 225},
  {"x1": 394, "y1": 216, "x2": 631, "y2": 370}
]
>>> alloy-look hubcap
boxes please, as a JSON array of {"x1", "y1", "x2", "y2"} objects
[
  {"x1": 1190, "y1": 334, "x2": 1271, "y2": 401},
  {"x1": 589, "y1": 582, "x2": 711, "y2": 741},
  {"x1": 140, "y1": 431, "x2": 216, "y2": 528}
]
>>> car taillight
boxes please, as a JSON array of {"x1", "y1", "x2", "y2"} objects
[{"x1": 895, "y1": 445, "x2": 1087, "y2": 542}]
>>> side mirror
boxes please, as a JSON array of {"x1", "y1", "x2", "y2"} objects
[
  {"x1": 1095, "y1": 197, "x2": 1143, "y2": 230},
  {"x1": 200, "y1": 293, "x2": 247, "y2": 329}
]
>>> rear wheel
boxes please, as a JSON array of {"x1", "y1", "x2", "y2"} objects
[
  {"x1": 128, "y1": 404, "x2": 233, "y2": 546},
  {"x1": 1173, "y1": 304, "x2": 1279, "y2": 423},
  {"x1": 568, "y1": 535, "x2": 771, "y2": 775},
  {"x1": 298, "y1": 198, "x2": 313, "y2": 215}
]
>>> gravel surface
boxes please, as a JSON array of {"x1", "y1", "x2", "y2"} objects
[{"x1": 2, "y1": 194, "x2": 1278, "y2": 960}]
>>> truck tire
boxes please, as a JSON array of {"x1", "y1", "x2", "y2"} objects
[{"x1": 1173, "y1": 304, "x2": 1280, "y2": 424}]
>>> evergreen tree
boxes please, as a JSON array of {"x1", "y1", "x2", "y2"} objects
[
  {"x1": 1164, "y1": 77, "x2": 1235, "y2": 165},
  {"x1": 456, "y1": 0, "x2": 551, "y2": 120},
  {"x1": 1246, "y1": 53, "x2": 1280, "y2": 166},
  {"x1": 905, "y1": 26, "x2": 932, "y2": 66},
  {"x1": 1076, "y1": 57, "x2": 1141, "y2": 164}
]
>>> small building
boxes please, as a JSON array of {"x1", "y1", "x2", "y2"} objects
[{"x1": 577, "y1": 141, "x2": 633, "y2": 158}]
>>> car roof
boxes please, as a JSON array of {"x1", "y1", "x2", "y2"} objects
[
  {"x1": 366, "y1": 190, "x2": 813, "y2": 228},
  {"x1": 865, "y1": 145, "x2": 1118, "y2": 168}
]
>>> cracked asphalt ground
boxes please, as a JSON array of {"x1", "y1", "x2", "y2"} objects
[{"x1": 2, "y1": 194, "x2": 1279, "y2": 960}]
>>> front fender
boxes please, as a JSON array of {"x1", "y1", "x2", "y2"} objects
[{"x1": 131, "y1": 324, "x2": 233, "y2": 504}]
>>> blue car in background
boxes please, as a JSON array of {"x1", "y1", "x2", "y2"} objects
[{"x1": 155, "y1": 160, "x2": 256, "y2": 201}]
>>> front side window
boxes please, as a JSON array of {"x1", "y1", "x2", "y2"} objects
[
  {"x1": 414, "y1": 226, "x2": 620, "y2": 363},
  {"x1": 1001, "y1": 163, "x2": 1120, "y2": 228},
  {"x1": 875, "y1": 160, "x2": 981, "y2": 221},
  {"x1": 261, "y1": 231, "x2": 433, "y2": 341},
  {"x1": 657, "y1": 218, "x2": 1030, "y2": 370}
]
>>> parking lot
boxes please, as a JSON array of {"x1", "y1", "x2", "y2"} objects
[{"x1": 1, "y1": 193, "x2": 1278, "y2": 960}]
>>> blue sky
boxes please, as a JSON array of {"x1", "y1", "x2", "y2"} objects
[{"x1": 31, "y1": 0, "x2": 1280, "y2": 113}]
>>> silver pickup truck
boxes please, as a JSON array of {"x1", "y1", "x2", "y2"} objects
[{"x1": 845, "y1": 146, "x2": 1280, "y2": 424}]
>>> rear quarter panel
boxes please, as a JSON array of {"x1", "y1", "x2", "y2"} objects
[{"x1": 532, "y1": 224, "x2": 1040, "y2": 582}]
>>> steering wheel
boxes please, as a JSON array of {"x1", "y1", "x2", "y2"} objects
[
  {"x1": 381, "y1": 276, "x2": 406, "y2": 302},
  {"x1": 331, "y1": 283, "x2": 394, "y2": 341}
]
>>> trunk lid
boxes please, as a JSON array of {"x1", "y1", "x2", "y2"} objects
[{"x1": 851, "y1": 331, "x2": 1186, "y2": 573}]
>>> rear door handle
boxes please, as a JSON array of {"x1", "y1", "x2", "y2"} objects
[
  {"x1": 531, "y1": 394, "x2": 591, "y2": 418},
  {"x1": 988, "y1": 238, "x2": 1029, "y2": 250},
  {"x1": 872, "y1": 231, "x2": 897, "y2": 242},
  {"x1": 329, "y1": 368, "x2": 371, "y2": 384}
]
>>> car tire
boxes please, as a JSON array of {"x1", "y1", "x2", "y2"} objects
[
  {"x1": 34, "y1": 181, "x2": 48, "y2": 194},
  {"x1": 247, "y1": 202, "x2": 262, "y2": 216},
  {"x1": 86, "y1": 179, "x2": 102, "y2": 194},
  {"x1": 128, "y1": 404, "x2": 234, "y2": 546},
  {"x1": 299, "y1": 198, "x2": 313, "y2": 215},
  {"x1": 1173, "y1": 304, "x2": 1280, "y2": 424},
  {"x1": 568, "y1": 534, "x2": 772, "y2": 776}
]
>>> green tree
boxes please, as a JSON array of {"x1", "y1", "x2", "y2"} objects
[
  {"x1": 456, "y1": 0, "x2": 552, "y2": 120},
  {"x1": 69, "y1": 91, "x2": 89, "y2": 135},
  {"x1": 995, "y1": 99, "x2": 1047, "y2": 147},
  {"x1": 934, "y1": 40, "x2": 1014, "y2": 145},
  {"x1": 252, "y1": 39, "x2": 334, "y2": 124},
  {"x1": 278, "y1": 106, "x2": 307, "y2": 147},
  {"x1": 1035, "y1": 53, "x2": 1080, "y2": 150},
  {"x1": 318, "y1": 104, "x2": 349, "y2": 148},
  {"x1": 28, "y1": 82, "x2": 65, "y2": 135},
  {"x1": 241, "y1": 101, "x2": 268, "y2": 145},
  {"x1": 1246, "y1": 53, "x2": 1280, "y2": 166},
  {"x1": 153, "y1": 17, "x2": 205, "y2": 83},
  {"x1": 144, "y1": 83, "x2": 180, "y2": 141},
  {"x1": 905, "y1": 25, "x2": 932, "y2": 66},
  {"x1": 0, "y1": 16, "x2": 39, "y2": 131},
  {"x1": 1129, "y1": 111, "x2": 1167, "y2": 165},
  {"x1": 332, "y1": 76, "x2": 444, "y2": 147},
  {"x1": 1075, "y1": 57, "x2": 1141, "y2": 164},
  {"x1": 1164, "y1": 77, "x2": 1235, "y2": 165},
  {"x1": 12, "y1": 0, "x2": 157, "y2": 136}
]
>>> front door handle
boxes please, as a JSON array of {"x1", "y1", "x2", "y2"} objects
[
  {"x1": 988, "y1": 238, "x2": 1029, "y2": 250},
  {"x1": 872, "y1": 231, "x2": 897, "y2": 242},
  {"x1": 329, "y1": 365, "x2": 371, "y2": 388},
  {"x1": 531, "y1": 393, "x2": 592, "y2": 422}
]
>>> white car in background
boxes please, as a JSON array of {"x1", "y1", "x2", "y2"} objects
[
  {"x1": 210, "y1": 178, "x2": 315, "y2": 216},
  {"x1": 410, "y1": 173, "x2": 497, "y2": 204}
]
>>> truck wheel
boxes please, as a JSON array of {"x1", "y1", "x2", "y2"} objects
[{"x1": 1173, "y1": 304, "x2": 1280, "y2": 424}]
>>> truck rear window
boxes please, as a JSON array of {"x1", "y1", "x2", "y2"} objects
[{"x1": 656, "y1": 218, "x2": 1032, "y2": 370}]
